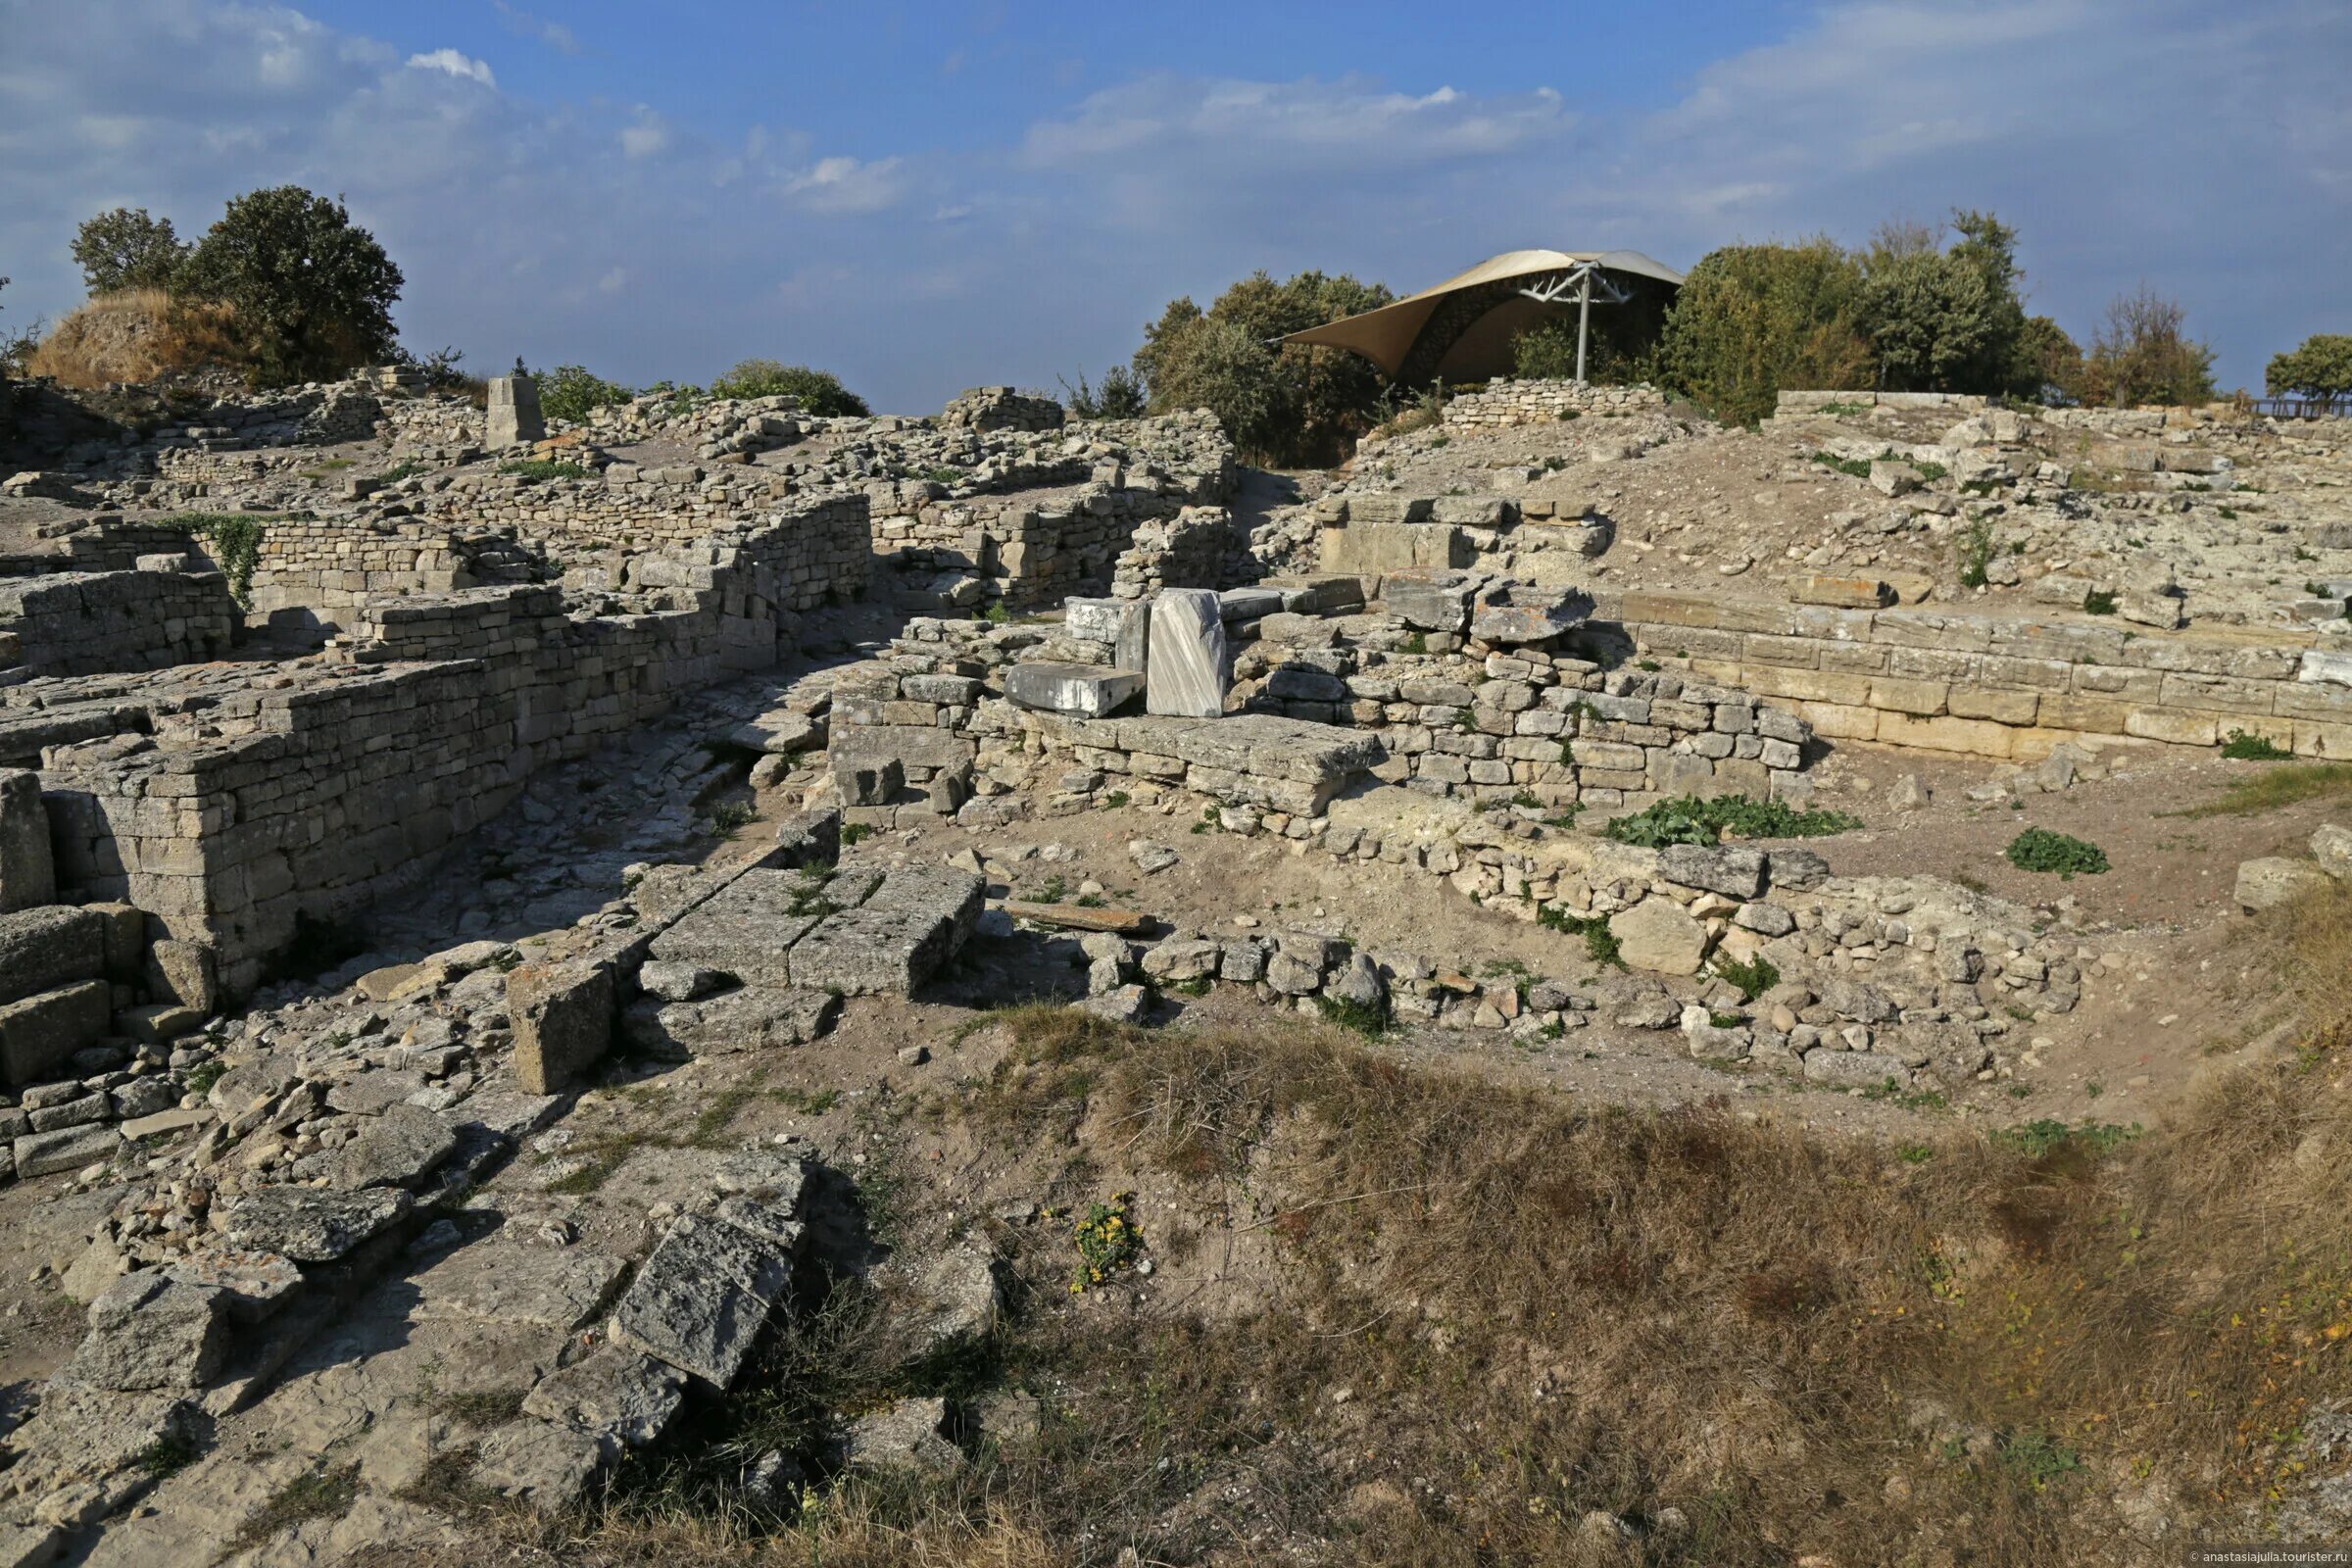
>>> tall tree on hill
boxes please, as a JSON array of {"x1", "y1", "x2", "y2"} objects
[
  {"x1": 173, "y1": 186, "x2": 403, "y2": 385},
  {"x1": 1656, "y1": 238, "x2": 1875, "y2": 425},
  {"x1": 71, "y1": 207, "x2": 189, "y2": 296},
  {"x1": 2081, "y1": 285, "x2": 2216, "y2": 407}
]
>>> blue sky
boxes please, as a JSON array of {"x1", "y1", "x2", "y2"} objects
[{"x1": 3, "y1": 0, "x2": 2346, "y2": 411}]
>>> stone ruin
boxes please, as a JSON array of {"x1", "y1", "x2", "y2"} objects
[{"x1": 0, "y1": 361, "x2": 2341, "y2": 1555}]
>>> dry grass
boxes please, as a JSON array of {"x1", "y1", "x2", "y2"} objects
[
  {"x1": 411, "y1": 942, "x2": 2352, "y2": 1567},
  {"x1": 25, "y1": 288, "x2": 248, "y2": 386},
  {"x1": 2169, "y1": 761, "x2": 2352, "y2": 819}
]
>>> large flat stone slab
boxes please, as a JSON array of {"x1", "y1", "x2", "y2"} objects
[
  {"x1": 521, "y1": 1346, "x2": 685, "y2": 1448},
  {"x1": 644, "y1": 867, "x2": 873, "y2": 987},
  {"x1": 1005, "y1": 662, "x2": 1145, "y2": 718},
  {"x1": 333, "y1": 1103, "x2": 460, "y2": 1191},
  {"x1": 220, "y1": 1186, "x2": 412, "y2": 1263},
  {"x1": 412, "y1": 1240, "x2": 628, "y2": 1333},
  {"x1": 788, "y1": 866, "x2": 983, "y2": 996},
  {"x1": 607, "y1": 1213, "x2": 795, "y2": 1389}
]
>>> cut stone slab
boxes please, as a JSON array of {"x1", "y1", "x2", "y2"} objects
[
  {"x1": 608, "y1": 1213, "x2": 795, "y2": 1389},
  {"x1": 1608, "y1": 900, "x2": 1711, "y2": 976},
  {"x1": 334, "y1": 1103, "x2": 460, "y2": 1191},
  {"x1": 472, "y1": 1418, "x2": 606, "y2": 1514},
  {"x1": 1004, "y1": 661, "x2": 1145, "y2": 718},
  {"x1": 789, "y1": 866, "x2": 983, "y2": 996},
  {"x1": 646, "y1": 867, "x2": 864, "y2": 987},
  {"x1": 485, "y1": 373, "x2": 546, "y2": 449},
  {"x1": 120, "y1": 1105, "x2": 212, "y2": 1143},
  {"x1": 1218, "y1": 587, "x2": 1284, "y2": 621},
  {"x1": 1788, "y1": 573, "x2": 1893, "y2": 609},
  {"x1": 14, "y1": 1122, "x2": 118, "y2": 1178},
  {"x1": 1144, "y1": 588, "x2": 1229, "y2": 718},
  {"x1": 2312, "y1": 824, "x2": 2352, "y2": 881},
  {"x1": 0, "y1": 906, "x2": 106, "y2": 1006},
  {"x1": 220, "y1": 1185, "x2": 412, "y2": 1264},
  {"x1": 1381, "y1": 570, "x2": 1478, "y2": 634},
  {"x1": 0, "y1": 980, "x2": 112, "y2": 1087},
  {"x1": 509, "y1": 959, "x2": 615, "y2": 1096},
  {"x1": 412, "y1": 1240, "x2": 627, "y2": 1334},
  {"x1": 67, "y1": 1269, "x2": 232, "y2": 1392},
  {"x1": 521, "y1": 1347, "x2": 685, "y2": 1448},
  {"x1": 1000, "y1": 902, "x2": 1152, "y2": 936}
]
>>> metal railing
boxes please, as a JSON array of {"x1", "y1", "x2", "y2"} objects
[{"x1": 2249, "y1": 394, "x2": 2352, "y2": 419}]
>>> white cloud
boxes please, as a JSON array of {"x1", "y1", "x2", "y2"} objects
[
  {"x1": 405, "y1": 48, "x2": 495, "y2": 88},
  {"x1": 2, "y1": 0, "x2": 2345, "y2": 412},
  {"x1": 618, "y1": 109, "x2": 669, "y2": 159},
  {"x1": 492, "y1": 1, "x2": 581, "y2": 56},
  {"x1": 778, "y1": 156, "x2": 906, "y2": 215}
]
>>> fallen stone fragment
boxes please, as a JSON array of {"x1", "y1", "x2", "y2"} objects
[
  {"x1": 472, "y1": 1418, "x2": 608, "y2": 1514},
  {"x1": 608, "y1": 1213, "x2": 794, "y2": 1389},
  {"x1": 220, "y1": 1186, "x2": 412, "y2": 1264},
  {"x1": 1128, "y1": 840, "x2": 1179, "y2": 874},
  {"x1": 844, "y1": 1396, "x2": 964, "y2": 1477},
  {"x1": 166, "y1": 1249, "x2": 302, "y2": 1324},
  {"x1": 1001, "y1": 902, "x2": 1152, "y2": 935},
  {"x1": 67, "y1": 1269, "x2": 232, "y2": 1392},
  {"x1": 1607, "y1": 900, "x2": 1710, "y2": 976},
  {"x1": 13, "y1": 1123, "x2": 118, "y2": 1179},
  {"x1": 413, "y1": 1239, "x2": 627, "y2": 1334},
  {"x1": 334, "y1": 1103, "x2": 459, "y2": 1191},
  {"x1": 522, "y1": 1347, "x2": 685, "y2": 1448},
  {"x1": 2235, "y1": 856, "x2": 2331, "y2": 911}
]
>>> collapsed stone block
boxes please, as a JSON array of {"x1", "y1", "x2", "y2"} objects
[
  {"x1": 0, "y1": 980, "x2": 112, "y2": 1086},
  {"x1": 1005, "y1": 661, "x2": 1144, "y2": 718},
  {"x1": 509, "y1": 960, "x2": 616, "y2": 1095},
  {"x1": 66, "y1": 1269, "x2": 232, "y2": 1392},
  {"x1": 0, "y1": 907, "x2": 108, "y2": 1006},
  {"x1": 1145, "y1": 589, "x2": 1229, "y2": 718},
  {"x1": 608, "y1": 1212, "x2": 795, "y2": 1389},
  {"x1": 787, "y1": 865, "x2": 983, "y2": 995},
  {"x1": 0, "y1": 771, "x2": 56, "y2": 912}
]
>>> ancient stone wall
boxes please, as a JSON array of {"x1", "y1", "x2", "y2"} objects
[
  {"x1": 0, "y1": 564, "x2": 239, "y2": 675},
  {"x1": 1109, "y1": 506, "x2": 1233, "y2": 600},
  {"x1": 1441, "y1": 379, "x2": 1666, "y2": 429},
  {"x1": 1590, "y1": 587, "x2": 2344, "y2": 759},
  {"x1": 940, "y1": 386, "x2": 1064, "y2": 433}
]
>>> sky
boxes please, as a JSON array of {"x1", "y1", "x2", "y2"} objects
[{"x1": 1, "y1": 0, "x2": 2347, "y2": 412}]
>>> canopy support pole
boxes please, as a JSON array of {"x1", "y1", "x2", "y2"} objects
[{"x1": 1576, "y1": 270, "x2": 1592, "y2": 385}]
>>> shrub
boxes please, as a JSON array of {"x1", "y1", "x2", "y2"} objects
[
  {"x1": 1856, "y1": 211, "x2": 2030, "y2": 398},
  {"x1": 1602, "y1": 795, "x2": 1860, "y2": 848},
  {"x1": 1058, "y1": 365, "x2": 1147, "y2": 419},
  {"x1": 1959, "y1": 517, "x2": 1998, "y2": 588},
  {"x1": 1537, "y1": 904, "x2": 1625, "y2": 968},
  {"x1": 162, "y1": 512, "x2": 264, "y2": 606},
  {"x1": 172, "y1": 186, "x2": 402, "y2": 385},
  {"x1": 1813, "y1": 450, "x2": 1873, "y2": 479},
  {"x1": 2004, "y1": 827, "x2": 2109, "y2": 877},
  {"x1": 2220, "y1": 730, "x2": 2294, "y2": 761},
  {"x1": 1657, "y1": 237, "x2": 1874, "y2": 425},
  {"x1": 498, "y1": 459, "x2": 589, "y2": 482},
  {"x1": 72, "y1": 207, "x2": 188, "y2": 295},
  {"x1": 2082, "y1": 589, "x2": 2118, "y2": 615},
  {"x1": 708, "y1": 358, "x2": 868, "y2": 416},
  {"x1": 1132, "y1": 270, "x2": 1394, "y2": 466},
  {"x1": 529, "y1": 365, "x2": 632, "y2": 425},
  {"x1": 1714, "y1": 954, "x2": 1782, "y2": 1003}
]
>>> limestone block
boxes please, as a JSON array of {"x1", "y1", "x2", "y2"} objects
[
  {"x1": 220, "y1": 1186, "x2": 412, "y2": 1263},
  {"x1": 2235, "y1": 857, "x2": 2331, "y2": 911},
  {"x1": 486, "y1": 375, "x2": 547, "y2": 449},
  {"x1": 1005, "y1": 662, "x2": 1145, "y2": 718},
  {"x1": 0, "y1": 981, "x2": 112, "y2": 1086},
  {"x1": 1788, "y1": 574, "x2": 1892, "y2": 609},
  {"x1": 788, "y1": 866, "x2": 982, "y2": 996},
  {"x1": 1145, "y1": 589, "x2": 1229, "y2": 719},
  {"x1": 66, "y1": 1270, "x2": 231, "y2": 1392},
  {"x1": 608, "y1": 1213, "x2": 794, "y2": 1389},
  {"x1": 510, "y1": 960, "x2": 615, "y2": 1095},
  {"x1": 0, "y1": 771, "x2": 55, "y2": 912},
  {"x1": 0, "y1": 907, "x2": 107, "y2": 1006},
  {"x1": 1608, "y1": 900, "x2": 1710, "y2": 975}
]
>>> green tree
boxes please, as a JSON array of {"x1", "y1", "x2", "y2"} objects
[
  {"x1": 1059, "y1": 365, "x2": 1148, "y2": 419},
  {"x1": 708, "y1": 358, "x2": 868, "y2": 415},
  {"x1": 1657, "y1": 238, "x2": 1874, "y2": 425},
  {"x1": 2011, "y1": 315, "x2": 2084, "y2": 404},
  {"x1": 2267, "y1": 334, "x2": 2352, "y2": 403},
  {"x1": 1130, "y1": 270, "x2": 1393, "y2": 465},
  {"x1": 2082, "y1": 286, "x2": 2216, "y2": 407},
  {"x1": 1858, "y1": 210, "x2": 2030, "y2": 395},
  {"x1": 71, "y1": 207, "x2": 188, "y2": 295},
  {"x1": 528, "y1": 365, "x2": 633, "y2": 424},
  {"x1": 173, "y1": 186, "x2": 403, "y2": 384}
]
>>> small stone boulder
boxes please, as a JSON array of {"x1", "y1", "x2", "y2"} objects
[{"x1": 1607, "y1": 900, "x2": 1710, "y2": 976}]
